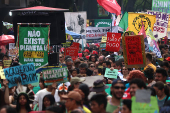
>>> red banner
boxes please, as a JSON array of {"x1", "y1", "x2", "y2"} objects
[
  {"x1": 65, "y1": 42, "x2": 79, "y2": 60},
  {"x1": 125, "y1": 36, "x2": 143, "y2": 65},
  {"x1": 106, "y1": 32, "x2": 121, "y2": 52}
]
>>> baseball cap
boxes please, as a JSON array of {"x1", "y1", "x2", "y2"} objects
[
  {"x1": 166, "y1": 57, "x2": 170, "y2": 61},
  {"x1": 86, "y1": 56, "x2": 90, "y2": 60},
  {"x1": 112, "y1": 79, "x2": 125, "y2": 86},
  {"x1": 71, "y1": 77, "x2": 85, "y2": 86},
  {"x1": 90, "y1": 79, "x2": 109, "y2": 93},
  {"x1": 122, "y1": 92, "x2": 131, "y2": 99},
  {"x1": 83, "y1": 49, "x2": 90, "y2": 53},
  {"x1": 92, "y1": 51, "x2": 98, "y2": 55},
  {"x1": 61, "y1": 91, "x2": 82, "y2": 102}
]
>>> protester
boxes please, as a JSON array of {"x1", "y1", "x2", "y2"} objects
[
  {"x1": 79, "y1": 84, "x2": 90, "y2": 110},
  {"x1": 66, "y1": 58, "x2": 74, "y2": 71},
  {"x1": 144, "y1": 53, "x2": 156, "y2": 72},
  {"x1": 90, "y1": 80, "x2": 109, "y2": 96},
  {"x1": 59, "y1": 54, "x2": 65, "y2": 64},
  {"x1": 45, "y1": 104, "x2": 65, "y2": 113},
  {"x1": 39, "y1": 77, "x2": 45, "y2": 90},
  {"x1": 121, "y1": 66, "x2": 132, "y2": 80},
  {"x1": 55, "y1": 83, "x2": 68, "y2": 102},
  {"x1": 42, "y1": 94, "x2": 55, "y2": 111},
  {"x1": 106, "y1": 79, "x2": 125, "y2": 112},
  {"x1": 144, "y1": 67, "x2": 155, "y2": 85},
  {"x1": 153, "y1": 81, "x2": 170, "y2": 108},
  {"x1": 155, "y1": 68, "x2": 168, "y2": 84},
  {"x1": 62, "y1": 91, "x2": 85, "y2": 112},
  {"x1": 0, "y1": 79, "x2": 9, "y2": 108},
  {"x1": 68, "y1": 77, "x2": 85, "y2": 91},
  {"x1": 79, "y1": 63, "x2": 93, "y2": 76},
  {"x1": 16, "y1": 93, "x2": 32, "y2": 113},
  {"x1": 121, "y1": 99, "x2": 132, "y2": 113},
  {"x1": 88, "y1": 62, "x2": 95, "y2": 72},
  {"x1": 90, "y1": 94, "x2": 107, "y2": 113},
  {"x1": 127, "y1": 70, "x2": 147, "y2": 83},
  {"x1": 0, "y1": 105, "x2": 17, "y2": 113},
  {"x1": 70, "y1": 69, "x2": 78, "y2": 77},
  {"x1": 89, "y1": 54, "x2": 98, "y2": 63},
  {"x1": 129, "y1": 78, "x2": 147, "y2": 97},
  {"x1": 34, "y1": 83, "x2": 57, "y2": 111},
  {"x1": 83, "y1": 49, "x2": 90, "y2": 57}
]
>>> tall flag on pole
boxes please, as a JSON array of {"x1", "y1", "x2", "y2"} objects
[
  {"x1": 97, "y1": 0, "x2": 121, "y2": 16},
  {"x1": 118, "y1": 12, "x2": 128, "y2": 32}
]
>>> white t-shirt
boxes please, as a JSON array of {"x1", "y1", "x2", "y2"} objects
[{"x1": 34, "y1": 88, "x2": 54, "y2": 111}]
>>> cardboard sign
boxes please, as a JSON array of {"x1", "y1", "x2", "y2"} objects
[
  {"x1": 42, "y1": 67, "x2": 68, "y2": 86},
  {"x1": 152, "y1": 0, "x2": 170, "y2": 14},
  {"x1": 122, "y1": 35, "x2": 146, "y2": 68},
  {"x1": 3, "y1": 63, "x2": 37, "y2": 88},
  {"x1": 104, "y1": 68, "x2": 118, "y2": 79},
  {"x1": 106, "y1": 32, "x2": 121, "y2": 52},
  {"x1": 0, "y1": 66, "x2": 5, "y2": 79},
  {"x1": 82, "y1": 76, "x2": 104, "y2": 87},
  {"x1": 3, "y1": 60, "x2": 12, "y2": 68},
  {"x1": 101, "y1": 36, "x2": 107, "y2": 42},
  {"x1": 147, "y1": 10, "x2": 169, "y2": 40},
  {"x1": 9, "y1": 43, "x2": 17, "y2": 56},
  {"x1": 62, "y1": 34, "x2": 73, "y2": 47},
  {"x1": 65, "y1": 42, "x2": 79, "y2": 60},
  {"x1": 132, "y1": 96, "x2": 159, "y2": 113}
]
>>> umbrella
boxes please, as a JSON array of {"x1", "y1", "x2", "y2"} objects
[
  {"x1": 97, "y1": 0, "x2": 121, "y2": 16},
  {"x1": 0, "y1": 35, "x2": 15, "y2": 45}
]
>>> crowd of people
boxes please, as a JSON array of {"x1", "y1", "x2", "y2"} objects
[{"x1": 0, "y1": 43, "x2": 170, "y2": 113}]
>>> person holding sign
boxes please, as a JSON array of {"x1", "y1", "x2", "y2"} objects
[{"x1": 106, "y1": 79, "x2": 125, "y2": 113}]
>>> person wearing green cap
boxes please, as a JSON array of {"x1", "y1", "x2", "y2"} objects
[{"x1": 68, "y1": 77, "x2": 85, "y2": 92}]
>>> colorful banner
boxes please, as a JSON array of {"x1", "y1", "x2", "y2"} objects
[
  {"x1": 128, "y1": 12, "x2": 156, "y2": 35},
  {"x1": 152, "y1": 0, "x2": 170, "y2": 13},
  {"x1": 132, "y1": 96, "x2": 159, "y2": 113},
  {"x1": 94, "y1": 19, "x2": 112, "y2": 27},
  {"x1": 86, "y1": 26, "x2": 118, "y2": 40},
  {"x1": 65, "y1": 12, "x2": 87, "y2": 35},
  {"x1": 146, "y1": 26, "x2": 162, "y2": 58},
  {"x1": 9, "y1": 43, "x2": 17, "y2": 56},
  {"x1": 19, "y1": 26, "x2": 49, "y2": 70},
  {"x1": 147, "y1": 10, "x2": 169, "y2": 39},
  {"x1": 62, "y1": 34, "x2": 73, "y2": 47},
  {"x1": 65, "y1": 42, "x2": 79, "y2": 60},
  {"x1": 104, "y1": 68, "x2": 118, "y2": 79},
  {"x1": 3, "y1": 63, "x2": 37, "y2": 88},
  {"x1": 122, "y1": 35, "x2": 146, "y2": 68},
  {"x1": 106, "y1": 32, "x2": 121, "y2": 52},
  {"x1": 42, "y1": 67, "x2": 68, "y2": 86}
]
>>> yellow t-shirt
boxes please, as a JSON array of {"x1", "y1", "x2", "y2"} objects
[
  {"x1": 83, "y1": 106, "x2": 92, "y2": 113},
  {"x1": 144, "y1": 63, "x2": 156, "y2": 72}
]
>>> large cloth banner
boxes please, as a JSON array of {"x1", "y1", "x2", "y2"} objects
[
  {"x1": 122, "y1": 35, "x2": 146, "y2": 68},
  {"x1": 43, "y1": 67, "x2": 68, "y2": 86},
  {"x1": 94, "y1": 19, "x2": 112, "y2": 27},
  {"x1": 3, "y1": 63, "x2": 37, "y2": 88},
  {"x1": 65, "y1": 12, "x2": 87, "y2": 35},
  {"x1": 19, "y1": 26, "x2": 49, "y2": 70},
  {"x1": 86, "y1": 26, "x2": 118, "y2": 40},
  {"x1": 152, "y1": 0, "x2": 170, "y2": 13},
  {"x1": 146, "y1": 27, "x2": 162, "y2": 58},
  {"x1": 128, "y1": 12, "x2": 156, "y2": 35},
  {"x1": 147, "y1": 10, "x2": 169, "y2": 39}
]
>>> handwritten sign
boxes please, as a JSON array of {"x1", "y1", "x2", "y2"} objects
[
  {"x1": 3, "y1": 60, "x2": 12, "y2": 67},
  {"x1": 104, "y1": 68, "x2": 118, "y2": 79},
  {"x1": 147, "y1": 10, "x2": 169, "y2": 40},
  {"x1": 3, "y1": 63, "x2": 37, "y2": 88},
  {"x1": 132, "y1": 96, "x2": 159, "y2": 113},
  {"x1": 65, "y1": 42, "x2": 79, "y2": 60},
  {"x1": 82, "y1": 76, "x2": 103, "y2": 87},
  {"x1": 115, "y1": 55, "x2": 124, "y2": 61},
  {"x1": 42, "y1": 67, "x2": 68, "y2": 86},
  {"x1": 106, "y1": 32, "x2": 121, "y2": 52},
  {"x1": 9, "y1": 43, "x2": 17, "y2": 56},
  {"x1": 0, "y1": 66, "x2": 5, "y2": 79},
  {"x1": 122, "y1": 35, "x2": 146, "y2": 68}
]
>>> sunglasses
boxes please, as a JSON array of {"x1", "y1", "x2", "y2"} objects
[
  {"x1": 113, "y1": 86, "x2": 126, "y2": 90},
  {"x1": 59, "y1": 57, "x2": 63, "y2": 58},
  {"x1": 90, "y1": 66, "x2": 95, "y2": 67}
]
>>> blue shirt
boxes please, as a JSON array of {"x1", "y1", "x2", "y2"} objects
[{"x1": 156, "y1": 95, "x2": 170, "y2": 108}]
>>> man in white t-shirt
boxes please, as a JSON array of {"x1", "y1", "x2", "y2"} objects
[{"x1": 34, "y1": 83, "x2": 57, "y2": 111}]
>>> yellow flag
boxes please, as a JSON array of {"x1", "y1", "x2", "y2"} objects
[{"x1": 128, "y1": 12, "x2": 156, "y2": 35}]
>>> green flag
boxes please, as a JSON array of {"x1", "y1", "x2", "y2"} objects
[
  {"x1": 19, "y1": 26, "x2": 49, "y2": 70},
  {"x1": 118, "y1": 12, "x2": 128, "y2": 31}
]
